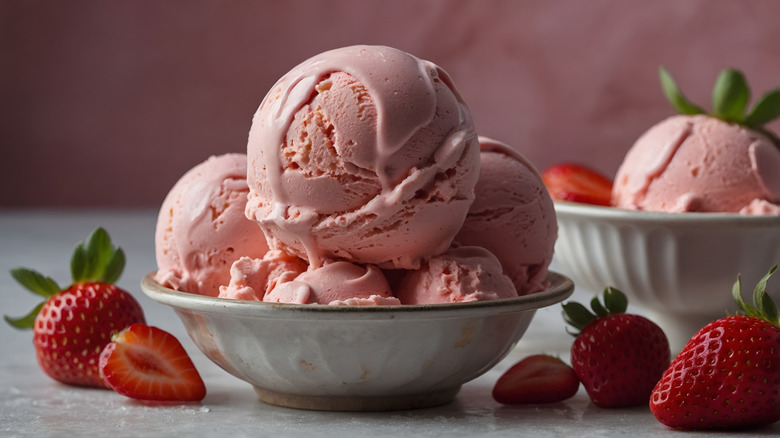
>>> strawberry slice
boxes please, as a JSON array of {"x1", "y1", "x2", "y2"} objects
[
  {"x1": 492, "y1": 354, "x2": 580, "y2": 404},
  {"x1": 541, "y1": 163, "x2": 613, "y2": 206},
  {"x1": 99, "y1": 324, "x2": 206, "y2": 402}
]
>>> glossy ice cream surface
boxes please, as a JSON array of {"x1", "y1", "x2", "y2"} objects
[
  {"x1": 244, "y1": 45, "x2": 480, "y2": 270},
  {"x1": 154, "y1": 154, "x2": 270, "y2": 296},
  {"x1": 455, "y1": 137, "x2": 557, "y2": 294},
  {"x1": 612, "y1": 115, "x2": 780, "y2": 214}
]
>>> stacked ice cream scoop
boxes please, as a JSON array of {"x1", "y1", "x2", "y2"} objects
[{"x1": 153, "y1": 45, "x2": 557, "y2": 305}]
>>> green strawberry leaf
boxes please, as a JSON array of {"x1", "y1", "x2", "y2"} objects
[
  {"x1": 70, "y1": 228, "x2": 124, "y2": 284},
  {"x1": 744, "y1": 88, "x2": 780, "y2": 128},
  {"x1": 657, "y1": 66, "x2": 780, "y2": 141},
  {"x1": 4, "y1": 302, "x2": 45, "y2": 330},
  {"x1": 659, "y1": 66, "x2": 706, "y2": 115},
  {"x1": 752, "y1": 265, "x2": 775, "y2": 309},
  {"x1": 10, "y1": 268, "x2": 61, "y2": 297},
  {"x1": 100, "y1": 248, "x2": 125, "y2": 285},
  {"x1": 711, "y1": 69, "x2": 750, "y2": 123},
  {"x1": 563, "y1": 286, "x2": 633, "y2": 335},
  {"x1": 753, "y1": 265, "x2": 779, "y2": 326},
  {"x1": 71, "y1": 243, "x2": 88, "y2": 283},
  {"x1": 562, "y1": 302, "x2": 597, "y2": 333},
  {"x1": 760, "y1": 290, "x2": 780, "y2": 327},
  {"x1": 733, "y1": 265, "x2": 780, "y2": 327},
  {"x1": 86, "y1": 227, "x2": 112, "y2": 280},
  {"x1": 590, "y1": 296, "x2": 608, "y2": 317},
  {"x1": 732, "y1": 274, "x2": 758, "y2": 317},
  {"x1": 603, "y1": 287, "x2": 628, "y2": 314}
]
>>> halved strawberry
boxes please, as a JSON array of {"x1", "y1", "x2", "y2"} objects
[
  {"x1": 492, "y1": 354, "x2": 580, "y2": 404},
  {"x1": 99, "y1": 324, "x2": 206, "y2": 402},
  {"x1": 541, "y1": 163, "x2": 613, "y2": 206}
]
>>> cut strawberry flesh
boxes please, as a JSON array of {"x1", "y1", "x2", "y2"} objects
[
  {"x1": 99, "y1": 324, "x2": 206, "y2": 402},
  {"x1": 542, "y1": 163, "x2": 613, "y2": 206},
  {"x1": 492, "y1": 354, "x2": 580, "y2": 404}
]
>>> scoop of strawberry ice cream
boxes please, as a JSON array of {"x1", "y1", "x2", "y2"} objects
[
  {"x1": 218, "y1": 250, "x2": 308, "y2": 301},
  {"x1": 454, "y1": 137, "x2": 557, "y2": 295},
  {"x1": 396, "y1": 246, "x2": 518, "y2": 305},
  {"x1": 612, "y1": 115, "x2": 780, "y2": 214},
  {"x1": 244, "y1": 45, "x2": 480, "y2": 270},
  {"x1": 154, "y1": 153, "x2": 270, "y2": 296},
  {"x1": 263, "y1": 260, "x2": 400, "y2": 305}
]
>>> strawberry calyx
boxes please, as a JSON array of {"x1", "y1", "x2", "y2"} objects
[
  {"x1": 70, "y1": 227, "x2": 126, "y2": 285},
  {"x1": 4, "y1": 227, "x2": 125, "y2": 329},
  {"x1": 732, "y1": 264, "x2": 780, "y2": 328},
  {"x1": 562, "y1": 286, "x2": 628, "y2": 335},
  {"x1": 659, "y1": 66, "x2": 780, "y2": 144}
]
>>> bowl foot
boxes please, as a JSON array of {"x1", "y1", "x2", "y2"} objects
[{"x1": 253, "y1": 385, "x2": 461, "y2": 411}]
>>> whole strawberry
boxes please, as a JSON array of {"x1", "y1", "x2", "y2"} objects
[
  {"x1": 650, "y1": 266, "x2": 780, "y2": 430},
  {"x1": 563, "y1": 287, "x2": 671, "y2": 408},
  {"x1": 5, "y1": 228, "x2": 146, "y2": 388}
]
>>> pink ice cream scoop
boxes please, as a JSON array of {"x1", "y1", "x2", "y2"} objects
[
  {"x1": 263, "y1": 261, "x2": 401, "y2": 306},
  {"x1": 612, "y1": 115, "x2": 780, "y2": 214},
  {"x1": 396, "y1": 246, "x2": 518, "y2": 305},
  {"x1": 454, "y1": 137, "x2": 557, "y2": 295},
  {"x1": 245, "y1": 45, "x2": 480, "y2": 270},
  {"x1": 218, "y1": 250, "x2": 308, "y2": 301},
  {"x1": 154, "y1": 153, "x2": 270, "y2": 296}
]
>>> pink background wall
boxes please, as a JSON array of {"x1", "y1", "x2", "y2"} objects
[{"x1": 2, "y1": 0, "x2": 779, "y2": 208}]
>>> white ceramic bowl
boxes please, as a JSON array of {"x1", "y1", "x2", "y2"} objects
[
  {"x1": 141, "y1": 272, "x2": 574, "y2": 411},
  {"x1": 554, "y1": 201, "x2": 780, "y2": 351}
]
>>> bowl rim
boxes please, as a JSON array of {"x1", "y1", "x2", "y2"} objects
[
  {"x1": 140, "y1": 271, "x2": 574, "y2": 321},
  {"x1": 554, "y1": 200, "x2": 780, "y2": 225}
]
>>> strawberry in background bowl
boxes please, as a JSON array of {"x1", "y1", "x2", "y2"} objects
[{"x1": 544, "y1": 67, "x2": 780, "y2": 352}]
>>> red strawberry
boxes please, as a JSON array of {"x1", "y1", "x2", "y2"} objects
[
  {"x1": 492, "y1": 354, "x2": 580, "y2": 404},
  {"x1": 99, "y1": 323, "x2": 206, "y2": 402},
  {"x1": 5, "y1": 228, "x2": 145, "y2": 388},
  {"x1": 563, "y1": 287, "x2": 671, "y2": 408},
  {"x1": 650, "y1": 265, "x2": 780, "y2": 430},
  {"x1": 541, "y1": 163, "x2": 613, "y2": 206}
]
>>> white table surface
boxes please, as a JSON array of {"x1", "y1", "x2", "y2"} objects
[{"x1": 1, "y1": 209, "x2": 777, "y2": 437}]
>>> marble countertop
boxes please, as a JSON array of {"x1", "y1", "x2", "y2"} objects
[{"x1": 1, "y1": 210, "x2": 777, "y2": 437}]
